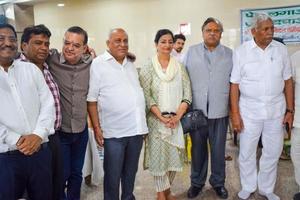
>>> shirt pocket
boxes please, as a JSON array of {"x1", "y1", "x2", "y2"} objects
[
  {"x1": 241, "y1": 60, "x2": 262, "y2": 81},
  {"x1": 270, "y1": 57, "x2": 284, "y2": 78}
]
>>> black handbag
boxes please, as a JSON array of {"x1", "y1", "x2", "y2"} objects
[{"x1": 181, "y1": 109, "x2": 207, "y2": 134}]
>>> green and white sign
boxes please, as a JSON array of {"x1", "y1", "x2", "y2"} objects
[{"x1": 241, "y1": 5, "x2": 300, "y2": 43}]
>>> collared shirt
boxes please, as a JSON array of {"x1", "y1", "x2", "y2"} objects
[
  {"x1": 87, "y1": 51, "x2": 148, "y2": 138},
  {"x1": 291, "y1": 50, "x2": 300, "y2": 128},
  {"x1": 184, "y1": 43, "x2": 233, "y2": 119},
  {"x1": 171, "y1": 49, "x2": 185, "y2": 63},
  {"x1": 47, "y1": 49, "x2": 92, "y2": 133},
  {"x1": 230, "y1": 39, "x2": 292, "y2": 120},
  {"x1": 0, "y1": 60, "x2": 55, "y2": 153},
  {"x1": 18, "y1": 53, "x2": 61, "y2": 130}
]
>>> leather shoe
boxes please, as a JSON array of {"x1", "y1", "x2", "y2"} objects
[
  {"x1": 294, "y1": 192, "x2": 300, "y2": 200},
  {"x1": 214, "y1": 186, "x2": 228, "y2": 199},
  {"x1": 187, "y1": 185, "x2": 203, "y2": 198}
]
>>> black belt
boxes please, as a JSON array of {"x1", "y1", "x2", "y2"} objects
[
  {"x1": 0, "y1": 142, "x2": 48, "y2": 155},
  {"x1": 161, "y1": 111, "x2": 177, "y2": 118}
]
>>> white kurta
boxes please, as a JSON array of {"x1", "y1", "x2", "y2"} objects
[{"x1": 230, "y1": 39, "x2": 292, "y2": 194}]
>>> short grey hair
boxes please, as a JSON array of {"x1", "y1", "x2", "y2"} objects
[
  {"x1": 202, "y1": 17, "x2": 224, "y2": 32},
  {"x1": 107, "y1": 28, "x2": 127, "y2": 40},
  {"x1": 250, "y1": 13, "x2": 273, "y2": 29}
]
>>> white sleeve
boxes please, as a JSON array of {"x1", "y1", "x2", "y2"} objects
[
  {"x1": 182, "y1": 48, "x2": 189, "y2": 67},
  {"x1": 282, "y1": 47, "x2": 292, "y2": 80},
  {"x1": 87, "y1": 59, "x2": 101, "y2": 102},
  {"x1": 291, "y1": 51, "x2": 300, "y2": 81},
  {"x1": 230, "y1": 49, "x2": 241, "y2": 84},
  {"x1": 180, "y1": 52, "x2": 186, "y2": 64},
  {"x1": 32, "y1": 67, "x2": 55, "y2": 140},
  {"x1": 0, "y1": 122, "x2": 21, "y2": 150},
  {"x1": 291, "y1": 60, "x2": 296, "y2": 80}
]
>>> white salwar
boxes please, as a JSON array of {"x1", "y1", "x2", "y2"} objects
[
  {"x1": 239, "y1": 115, "x2": 284, "y2": 194},
  {"x1": 148, "y1": 55, "x2": 186, "y2": 192}
]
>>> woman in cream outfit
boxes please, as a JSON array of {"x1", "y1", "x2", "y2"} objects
[{"x1": 139, "y1": 29, "x2": 191, "y2": 200}]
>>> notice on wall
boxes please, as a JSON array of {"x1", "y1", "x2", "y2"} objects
[
  {"x1": 180, "y1": 23, "x2": 191, "y2": 35},
  {"x1": 241, "y1": 5, "x2": 300, "y2": 43}
]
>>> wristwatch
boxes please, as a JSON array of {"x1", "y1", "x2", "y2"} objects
[{"x1": 286, "y1": 108, "x2": 295, "y2": 114}]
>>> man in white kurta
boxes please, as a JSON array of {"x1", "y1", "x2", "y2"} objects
[
  {"x1": 230, "y1": 13, "x2": 294, "y2": 200},
  {"x1": 291, "y1": 50, "x2": 300, "y2": 200}
]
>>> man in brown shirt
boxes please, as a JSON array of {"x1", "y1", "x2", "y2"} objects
[{"x1": 47, "y1": 26, "x2": 93, "y2": 200}]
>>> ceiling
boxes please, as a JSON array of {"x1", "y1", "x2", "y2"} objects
[{"x1": 0, "y1": 0, "x2": 50, "y2": 5}]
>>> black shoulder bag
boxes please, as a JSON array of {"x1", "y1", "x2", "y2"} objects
[{"x1": 181, "y1": 109, "x2": 208, "y2": 134}]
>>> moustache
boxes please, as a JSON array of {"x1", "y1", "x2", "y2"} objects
[
  {"x1": 65, "y1": 51, "x2": 75, "y2": 55},
  {"x1": 0, "y1": 46, "x2": 16, "y2": 51}
]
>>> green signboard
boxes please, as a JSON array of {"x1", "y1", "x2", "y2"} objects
[{"x1": 241, "y1": 5, "x2": 300, "y2": 43}]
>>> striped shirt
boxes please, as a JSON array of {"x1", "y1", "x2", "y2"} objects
[{"x1": 19, "y1": 54, "x2": 62, "y2": 130}]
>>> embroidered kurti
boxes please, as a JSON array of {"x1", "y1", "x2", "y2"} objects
[{"x1": 139, "y1": 59, "x2": 192, "y2": 176}]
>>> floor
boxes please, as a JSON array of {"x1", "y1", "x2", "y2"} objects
[{"x1": 81, "y1": 138, "x2": 298, "y2": 200}]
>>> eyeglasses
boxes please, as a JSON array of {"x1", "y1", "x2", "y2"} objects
[
  {"x1": 204, "y1": 29, "x2": 221, "y2": 34},
  {"x1": 161, "y1": 112, "x2": 177, "y2": 118}
]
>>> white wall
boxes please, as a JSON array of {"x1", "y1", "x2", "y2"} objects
[{"x1": 33, "y1": 0, "x2": 300, "y2": 67}]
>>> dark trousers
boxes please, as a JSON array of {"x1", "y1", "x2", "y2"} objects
[
  {"x1": 59, "y1": 126, "x2": 88, "y2": 200},
  {"x1": 48, "y1": 132, "x2": 63, "y2": 200},
  {"x1": 0, "y1": 145, "x2": 52, "y2": 200},
  {"x1": 190, "y1": 117, "x2": 228, "y2": 188},
  {"x1": 104, "y1": 135, "x2": 143, "y2": 200}
]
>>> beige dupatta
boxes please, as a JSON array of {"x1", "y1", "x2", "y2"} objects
[{"x1": 152, "y1": 55, "x2": 185, "y2": 149}]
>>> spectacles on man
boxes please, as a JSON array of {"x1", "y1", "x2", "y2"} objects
[{"x1": 204, "y1": 29, "x2": 221, "y2": 34}]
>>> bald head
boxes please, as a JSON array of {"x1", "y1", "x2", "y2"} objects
[
  {"x1": 108, "y1": 28, "x2": 127, "y2": 40},
  {"x1": 106, "y1": 28, "x2": 129, "y2": 64}
]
